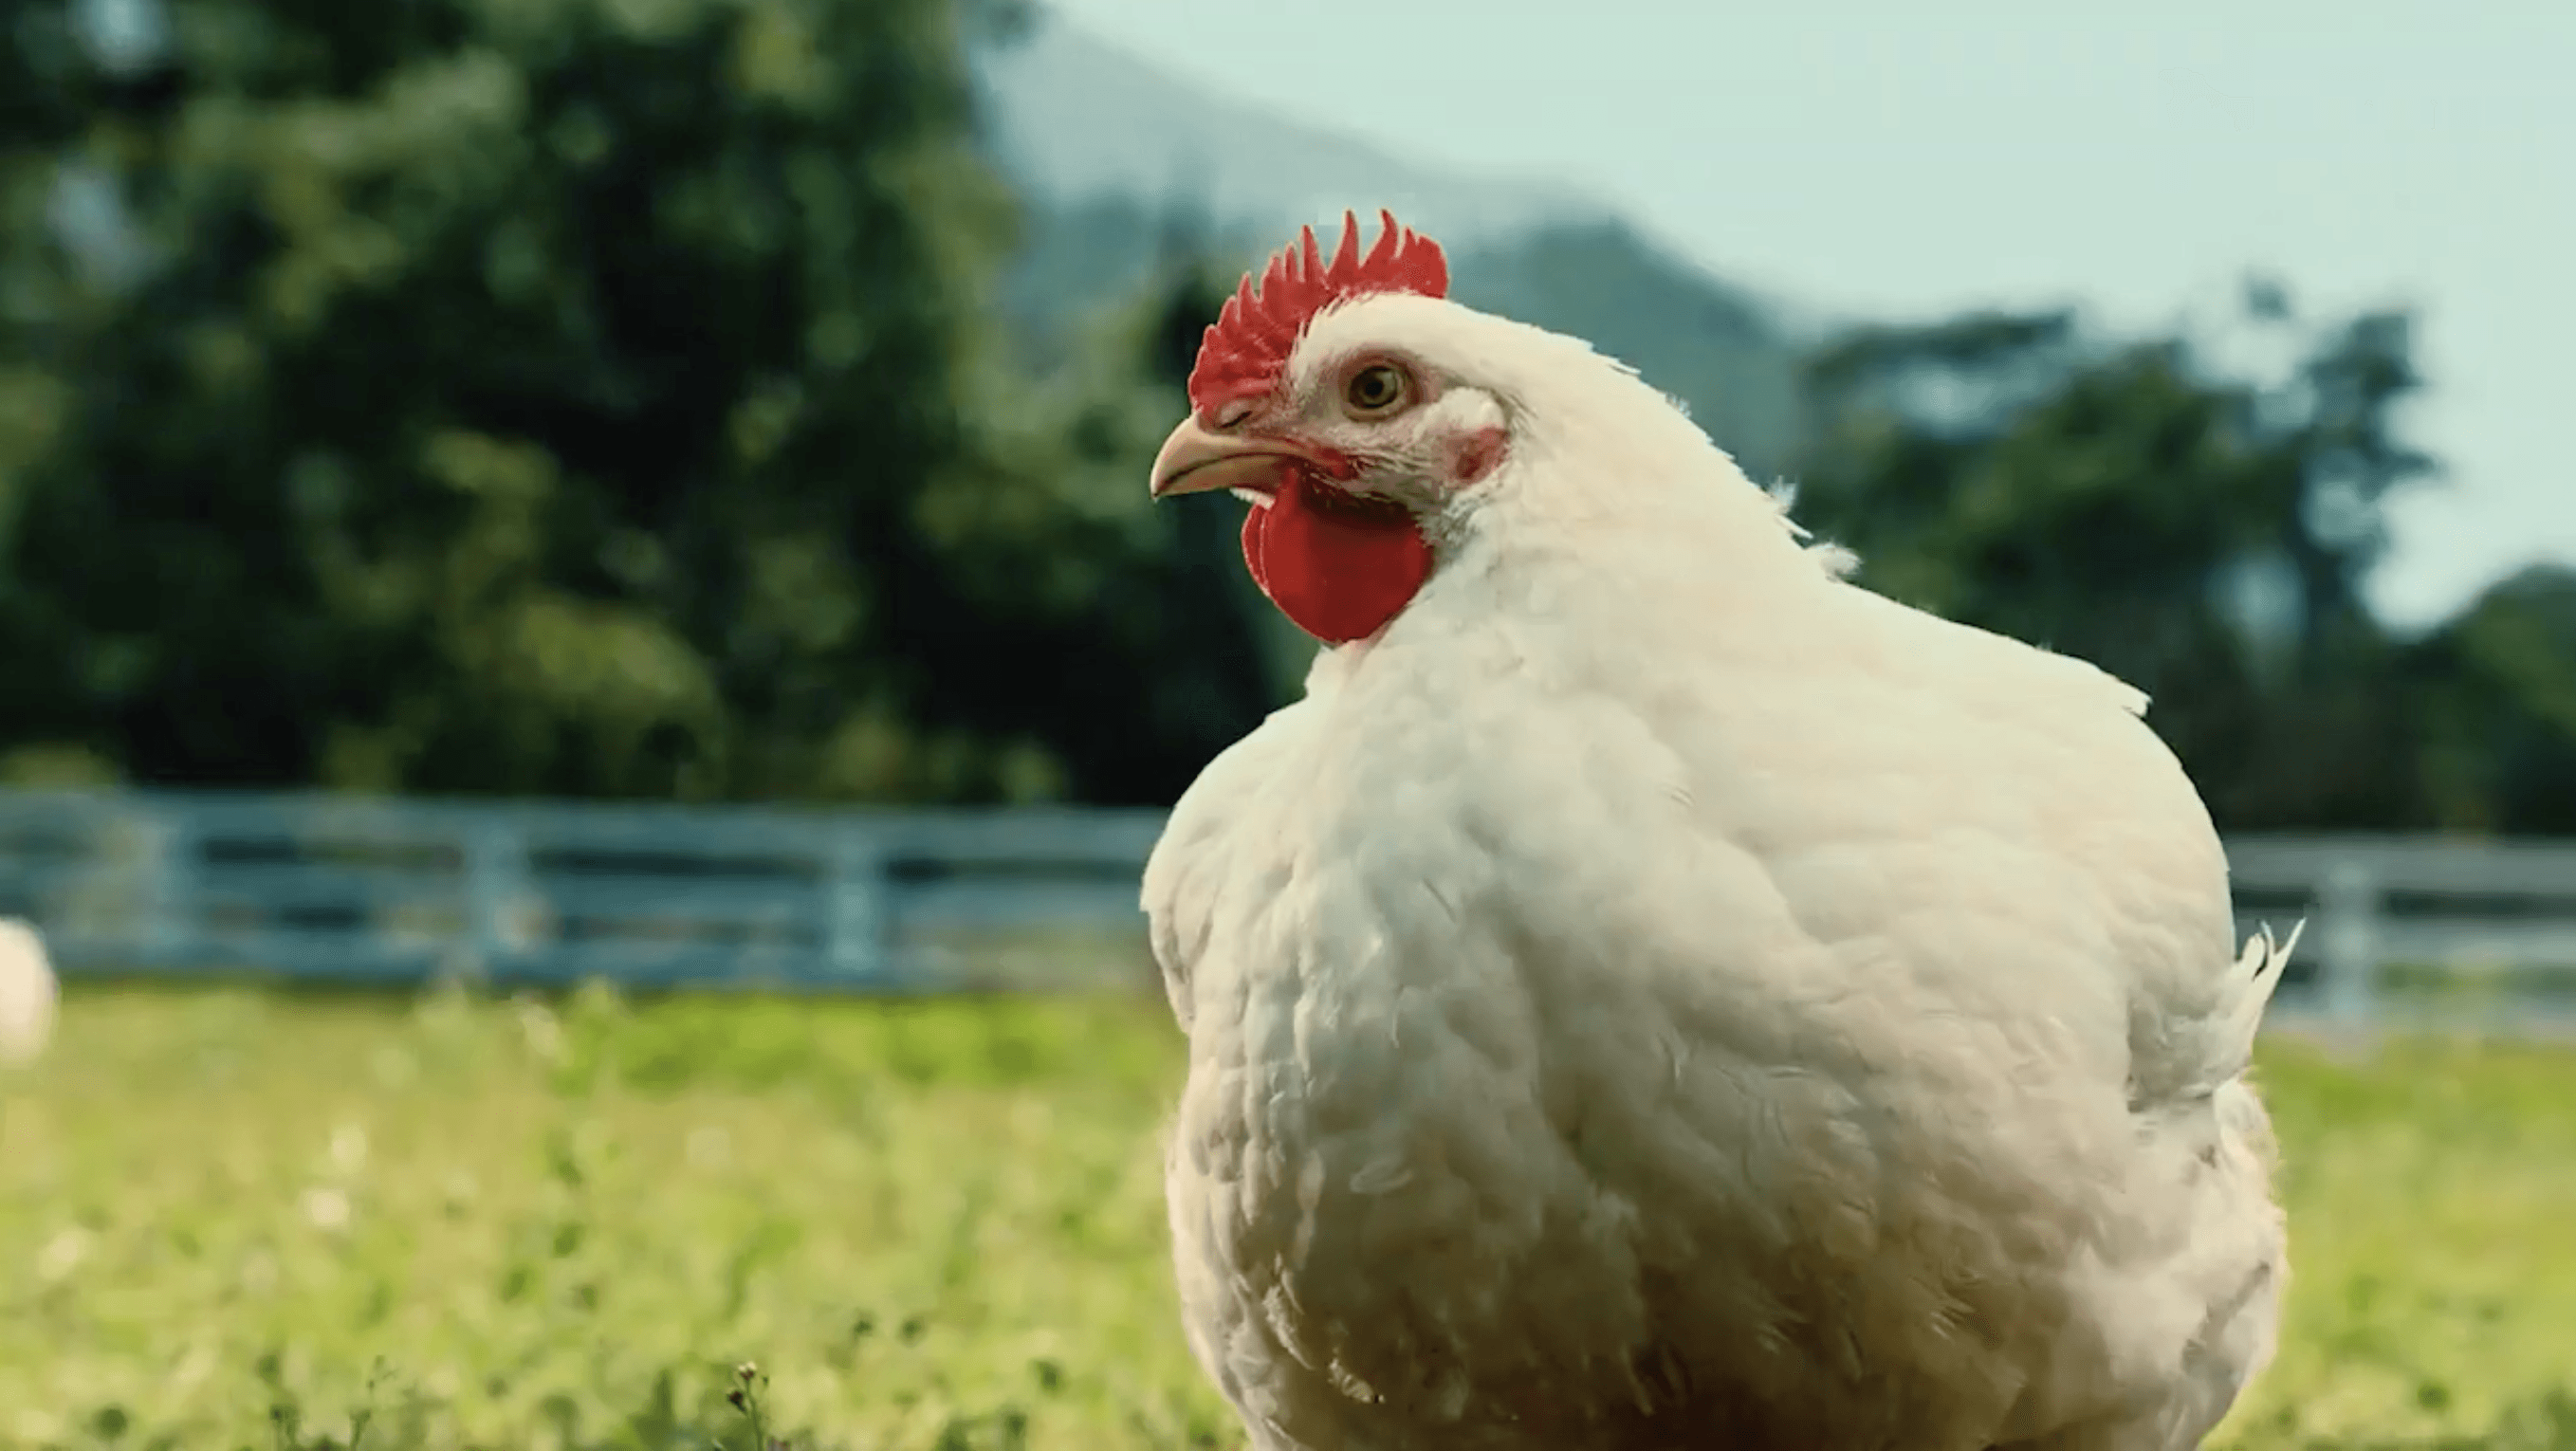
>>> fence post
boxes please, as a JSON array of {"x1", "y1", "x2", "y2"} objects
[
  {"x1": 463, "y1": 820, "x2": 529, "y2": 974},
  {"x1": 141, "y1": 807, "x2": 197, "y2": 962},
  {"x1": 2316, "y1": 858, "x2": 2381, "y2": 1025},
  {"x1": 827, "y1": 832, "x2": 892, "y2": 983}
]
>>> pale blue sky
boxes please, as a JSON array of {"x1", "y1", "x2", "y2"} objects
[{"x1": 1045, "y1": 0, "x2": 2574, "y2": 630}]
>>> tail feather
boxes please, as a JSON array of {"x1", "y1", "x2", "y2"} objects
[{"x1": 2200, "y1": 921, "x2": 2303, "y2": 1094}]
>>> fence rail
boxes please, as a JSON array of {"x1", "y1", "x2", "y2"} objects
[
  {"x1": 0, "y1": 787, "x2": 1163, "y2": 991},
  {"x1": 1, "y1": 787, "x2": 2571, "y2": 1021}
]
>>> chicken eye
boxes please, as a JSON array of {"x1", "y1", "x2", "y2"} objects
[{"x1": 1344, "y1": 363, "x2": 1408, "y2": 415}]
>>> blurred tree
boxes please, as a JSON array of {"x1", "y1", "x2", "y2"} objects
[
  {"x1": 937, "y1": 253, "x2": 1286, "y2": 806},
  {"x1": 2405, "y1": 565, "x2": 2576, "y2": 836},
  {"x1": 1794, "y1": 288, "x2": 2436, "y2": 830},
  {"x1": 0, "y1": 0, "x2": 1268, "y2": 805},
  {"x1": 1133, "y1": 250, "x2": 1311, "y2": 747},
  {"x1": 5, "y1": 2, "x2": 2554, "y2": 827}
]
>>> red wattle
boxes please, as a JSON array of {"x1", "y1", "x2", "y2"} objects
[{"x1": 1240, "y1": 471, "x2": 1432, "y2": 644}]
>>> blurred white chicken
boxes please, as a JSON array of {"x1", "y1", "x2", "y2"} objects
[
  {"x1": 0, "y1": 916, "x2": 58, "y2": 1068},
  {"x1": 1141, "y1": 211, "x2": 2301, "y2": 1451}
]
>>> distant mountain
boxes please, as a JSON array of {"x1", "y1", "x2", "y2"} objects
[
  {"x1": 968, "y1": 14, "x2": 1606, "y2": 248},
  {"x1": 967, "y1": 12, "x2": 1810, "y2": 477}
]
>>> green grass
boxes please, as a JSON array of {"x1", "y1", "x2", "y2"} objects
[{"x1": 2, "y1": 983, "x2": 2572, "y2": 1450}]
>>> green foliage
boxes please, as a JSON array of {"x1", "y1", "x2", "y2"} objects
[
  {"x1": 1, "y1": 0, "x2": 2567, "y2": 823},
  {"x1": 2405, "y1": 566, "x2": 2576, "y2": 834},
  {"x1": 938, "y1": 248, "x2": 1289, "y2": 804},
  {"x1": 1793, "y1": 290, "x2": 2469, "y2": 830},
  {"x1": 4, "y1": 984, "x2": 2573, "y2": 1448},
  {"x1": 0, "y1": 0, "x2": 1274, "y2": 807}
]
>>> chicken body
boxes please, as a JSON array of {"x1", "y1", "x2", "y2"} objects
[{"x1": 1144, "y1": 245, "x2": 2292, "y2": 1451}]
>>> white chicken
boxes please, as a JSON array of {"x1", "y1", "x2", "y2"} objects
[
  {"x1": 1141, "y1": 211, "x2": 2300, "y2": 1451},
  {"x1": 0, "y1": 916, "x2": 58, "y2": 1068}
]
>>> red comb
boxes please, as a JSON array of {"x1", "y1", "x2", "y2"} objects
[{"x1": 1187, "y1": 209, "x2": 1449, "y2": 415}]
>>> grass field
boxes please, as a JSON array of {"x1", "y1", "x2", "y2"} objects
[{"x1": 4, "y1": 983, "x2": 2573, "y2": 1451}]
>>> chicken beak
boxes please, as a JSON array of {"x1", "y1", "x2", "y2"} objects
[{"x1": 1149, "y1": 417, "x2": 1300, "y2": 501}]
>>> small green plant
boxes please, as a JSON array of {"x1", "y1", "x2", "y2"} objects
[
  {"x1": 726, "y1": 1361, "x2": 780, "y2": 1451},
  {"x1": 265, "y1": 1357, "x2": 392, "y2": 1451}
]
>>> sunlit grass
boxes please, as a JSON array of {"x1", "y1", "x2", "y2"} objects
[
  {"x1": 1, "y1": 983, "x2": 1215, "y2": 1450},
  {"x1": 1, "y1": 983, "x2": 2570, "y2": 1449},
  {"x1": 2219, "y1": 1034, "x2": 2576, "y2": 1449}
]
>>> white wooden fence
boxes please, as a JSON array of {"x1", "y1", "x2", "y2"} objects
[
  {"x1": 0, "y1": 787, "x2": 1162, "y2": 991},
  {"x1": 0, "y1": 787, "x2": 2570, "y2": 1022},
  {"x1": 2225, "y1": 835, "x2": 2576, "y2": 1030}
]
